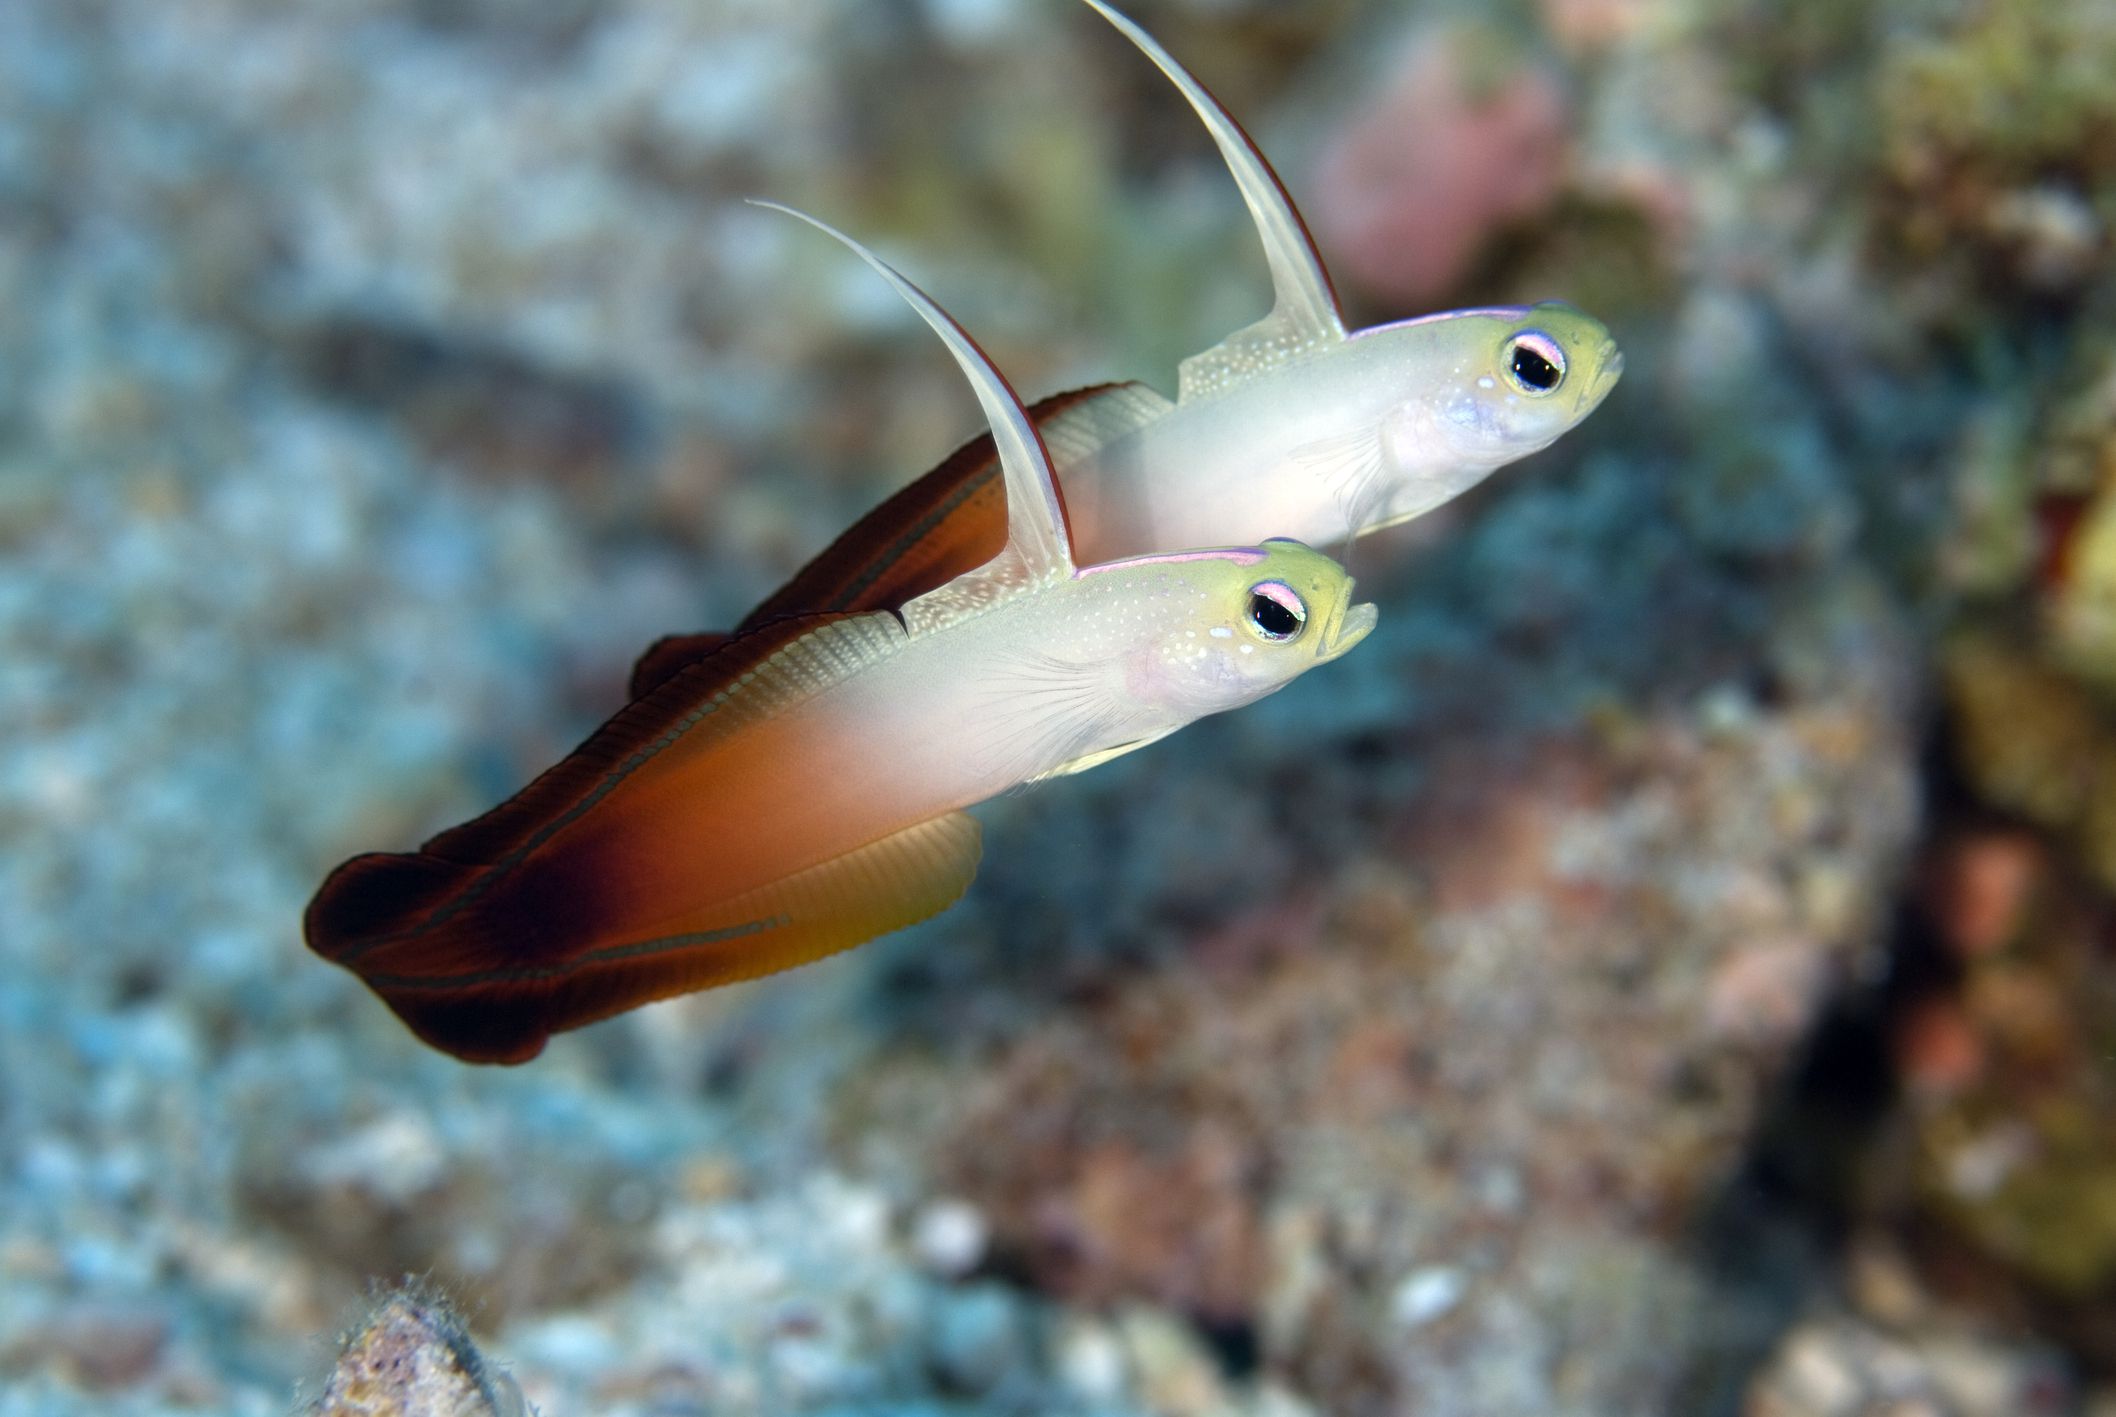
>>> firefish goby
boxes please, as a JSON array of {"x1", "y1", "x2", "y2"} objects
[
  {"x1": 304, "y1": 203, "x2": 1377, "y2": 1065},
  {"x1": 628, "y1": 0, "x2": 1618, "y2": 697}
]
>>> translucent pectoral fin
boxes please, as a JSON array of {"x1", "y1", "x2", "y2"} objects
[
  {"x1": 1025, "y1": 727, "x2": 1179, "y2": 783},
  {"x1": 1286, "y1": 423, "x2": 1388, "y2": 545}
]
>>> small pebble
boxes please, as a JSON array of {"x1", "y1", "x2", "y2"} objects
[
  {"x1": 1055, "y1": 1316, "x2": 1128, "y2": 1403},
  {"x1": 1390, "y1": 1266, "x2": 1467, "y2": 1329},
  {"x1": 310, "y1": 1289, "x2": 518, "y2": 1417},
  {"x1": 910, "y1": 1198, "x2": 988, "y2": 1278}
]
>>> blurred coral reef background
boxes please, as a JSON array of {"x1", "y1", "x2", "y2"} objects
[{"x1": 3, "y1": 0, "x2": 2114, "y2": 1413}]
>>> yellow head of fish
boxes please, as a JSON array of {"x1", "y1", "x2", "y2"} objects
[
  {"x1": 1081, "y1": 538, "x2": 1377, "y2": 717},
  {"x1": 1365, "y1": 300, "x2": 1623, "y2": 469}
]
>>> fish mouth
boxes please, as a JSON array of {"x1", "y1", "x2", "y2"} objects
[
  {"x1": 1318, "y1": 596, "x2": 1379, "y2": 661},
  {"x1": 1575, "y1": 339, "x2": 1623, "y2": 415}
]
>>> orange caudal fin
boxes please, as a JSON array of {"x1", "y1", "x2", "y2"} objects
[{"x1": 306, "y1": 612, "x2": 901, "y2": 1064}]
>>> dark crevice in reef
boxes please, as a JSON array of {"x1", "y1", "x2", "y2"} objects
[
  {"x1": 1679, "y1": 710, "x2": 2096, "y2": 1414},
  {"x1": 1671, "y1": 713, "x2": 1942, "y2": 1412},
  {"x1": 1678, "y1": 915, "x2": 1917, "y2": 1415}
]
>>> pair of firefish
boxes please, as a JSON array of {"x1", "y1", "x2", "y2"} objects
[{"x1": 306, "y1": 0, "x2": 1623, "y2": 1063}]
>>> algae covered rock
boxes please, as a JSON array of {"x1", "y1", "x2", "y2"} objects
[
  {"x1": 309, "y1": 1286, "x2": 523, "y2": 1417},
  {"x1": 1878, "y1": 0, "x2": 2116, "y2": 301},
  {"x1": 1944, "y1": 632, "x2": 2116, "y2": 891}
]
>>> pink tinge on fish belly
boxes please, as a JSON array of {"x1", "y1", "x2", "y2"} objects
[{"x1": 1313, "y1": 26, "x2": 1571, "y2": 308}]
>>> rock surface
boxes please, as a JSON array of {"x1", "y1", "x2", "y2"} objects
[{"x1": 308, "y1": 1289, "x2": 524, "y2": 1417}]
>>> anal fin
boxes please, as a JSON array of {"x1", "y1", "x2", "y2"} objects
[
  {"x1": 355, "y1": 812, "x2": 983, "y2": 1063},
  {"x1": 619, "y1": 810, "x2": 984, "y2": 998}
]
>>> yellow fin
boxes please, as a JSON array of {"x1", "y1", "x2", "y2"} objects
[{"x1": 624, "y1": 809, "x2": 985, "y2": 991}]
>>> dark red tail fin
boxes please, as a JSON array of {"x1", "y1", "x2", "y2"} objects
[
  {"x1": 305, "y1": 613, "x2": 864, "y2": 1064},
  {"x1": 304, "y1": 850, "x2": 565, "y2": 1064}
]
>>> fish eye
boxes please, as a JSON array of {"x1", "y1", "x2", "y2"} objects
[
  {"x1": 1502, "y1": 330, "x2": 1567, "y2": 397},
  {"x1": 1245, "y1": 580, "x2": 1307, "y2": 642}
]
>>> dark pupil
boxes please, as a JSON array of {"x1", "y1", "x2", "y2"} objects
[
  {"x1": 1510, "y1": 344, "x2": 1561, "y2": 391},
  {"x1": 1249, "y1": 593, "x2": 1300, "y2": 639}
]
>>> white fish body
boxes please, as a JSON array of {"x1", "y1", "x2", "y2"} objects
[
  {"x1": 1039, "y1": 1, "x2": 1623, "y2": 560},
  {"x1": 622, "y1": 0, "x2": 1624, "y2": 698},
  {"x1": 307, "y1": 205, "x2": 1375, "y2": 1063},
  {"x1": 1057, "y1": 316, "x2": 1619, "y2": 561}
]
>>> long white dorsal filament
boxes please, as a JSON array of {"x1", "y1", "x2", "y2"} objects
[
  {"x1": 1081, "y1": 0, "x2": 1346, "y2": 345},
  {"x1": 748, "y1": 200, "x2": 1075, "y2": 584}
]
